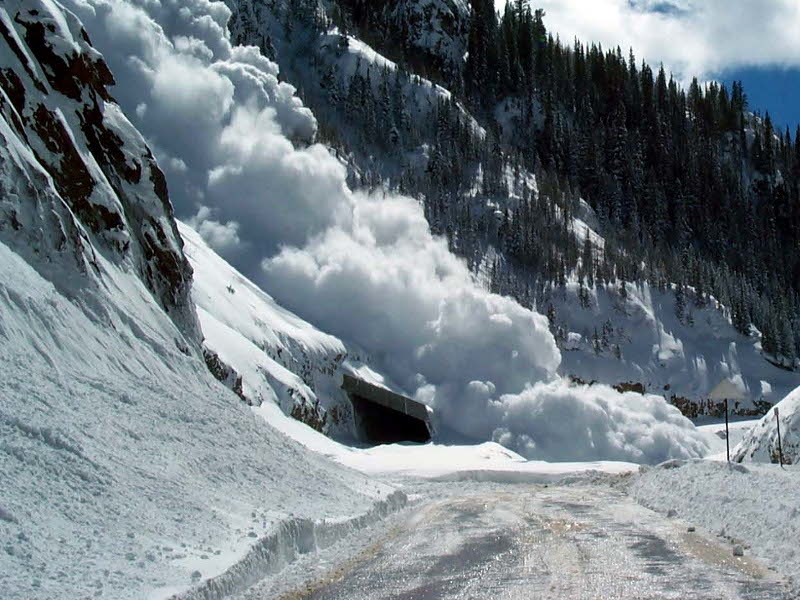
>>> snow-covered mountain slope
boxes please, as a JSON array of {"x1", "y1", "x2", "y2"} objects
[
  {"x1": 0, "y1": 4, "x2": 402, "y2": 599},
  {"x1": 734, "y1": 386, "x2": 800, "y2": 464},
  {"x1": 226, "y1": 0, "x2": 484, "y2": 178},
  {"x1": 0, "y1": 0, "x2": 197, "y2": 340},
  {"x1": 365, "y1": 0, "x2": 470, "y2": 80},
  {"x1": 53, "y1": 0, "x2": 716, "y2": 464},
  {"x1": 221, "y1": 0, "x2": 798, "y2": 419},
  {"x1": 546, "y1": 279, "x2": 800, "y2": 416},
  {"x1": 385, "y1": 0, "x2": 469, "y2": 67},
  {"x1": 181, "y1": 220, "x2": 399, "y2": 437}
]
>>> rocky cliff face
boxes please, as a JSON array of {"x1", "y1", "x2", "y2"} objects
[{"x1": 0, "y1": 0, "x2": 199, "y2": 343}]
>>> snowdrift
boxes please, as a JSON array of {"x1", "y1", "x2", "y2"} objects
[
  {"x1": 734, "y1": 385, "x2": 800, "y2": 464},
  {"x1": 631, "y1": 460, "x2": 800, "y2": 596}
]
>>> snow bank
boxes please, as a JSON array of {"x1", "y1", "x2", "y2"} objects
[
  {"x1": 0, "y1": 233, "x2": 400, "y2": 600},
  {"x1": 631, "y1": 460, "x2": 800, "y2": 595},
  {"x1": 174, "y1": 490, "x2": 405, "y2": 600},
  {"x1": 734, "y1": 386, "x2": 800, "y2": 464},
  {"x1": 335, "y1": 441, "x2": 637, "y2": 483}
]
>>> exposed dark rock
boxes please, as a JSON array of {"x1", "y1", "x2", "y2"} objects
[
  {"x1": 290, "y1": 399, "x2": 327, "y2": 433},
  {"x1": 0, "y1": 17, "x2": 47, "y2": 93},
  {"x1": 203, "y1": 347, "x2": 247, "y2": 403},
  {"x1": 613, "y1": 381, "x2": 646, "y2": 395},
  {"x1": 16, "y1": 8, "x2": 114, "y2": 102},
  {"x1": 30, "y1": 103, "x2": 98, "y2": 213},
  {"x1": 0, "y1": 0, "x2": 200, "y2": 344},
  {"x1": 0, "y1": 68, "x2": 25, "y2": 114}
]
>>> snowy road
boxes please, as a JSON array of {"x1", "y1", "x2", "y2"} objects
[{"x1": 274, "y1": 484, "x2": 789, "y2": 600}]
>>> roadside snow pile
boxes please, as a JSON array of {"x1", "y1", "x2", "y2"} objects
[
  {"x1": 0, "y1": 197, "x2": 400, "y2": 600},
  {"x1": 631, "y1": 460, "x2": 800, "y2": 594},
  {"x1": 336, "y1": 441, "x2": 638, "y2": 482},
  {"x1": 251, "y1": 402, "x2": 639, "y2": 482},
  {"x1": 734, "y1": 386, "x2": 800, "y2": 464}
]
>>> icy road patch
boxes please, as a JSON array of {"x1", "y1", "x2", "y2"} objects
[{"x1": 234, "y1": 481, "x2": 790, "y2": 599}]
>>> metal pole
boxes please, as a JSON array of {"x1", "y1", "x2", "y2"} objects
[
  {"x1": 775, "y1": 407, "x2": 784, "y2": 469},
  {"x1": 725, "y1": 398, "x2": 730, "y2": 463}
]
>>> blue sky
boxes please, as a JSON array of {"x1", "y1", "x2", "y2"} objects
[
  {"x1": 717, "y1": 67, "x2": 800, "y2": 133},
  {"x1": 495, "y1": 1, "x2": 800, "y2": 136}
]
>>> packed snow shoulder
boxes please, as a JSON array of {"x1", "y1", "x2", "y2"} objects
[{"x1": 631, "y1": 459, "x2": 800, "y2": 596}]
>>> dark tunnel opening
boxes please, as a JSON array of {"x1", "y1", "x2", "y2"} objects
[{"x1": 350, "y1": 394, "x2": 431, "y2": 445}]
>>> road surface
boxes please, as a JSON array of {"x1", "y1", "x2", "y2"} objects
[{"x1": 248, "y1": 483, "x2": 790, "y2": 600}]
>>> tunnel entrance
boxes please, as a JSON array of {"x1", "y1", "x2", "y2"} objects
[{"x1": 342, "y1": 374, "x2": 432, "y2": 445}]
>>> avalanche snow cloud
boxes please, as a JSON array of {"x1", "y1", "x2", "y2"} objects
[{"x1": 63, "y1": 0, "x2": 708, "y2": 463}]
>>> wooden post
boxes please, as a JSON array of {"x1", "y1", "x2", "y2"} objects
[
  {"x1": 776, "y1": 407, "x2": 784, "y2": 469},
  {"x1": 725, "y1": 398, "x2": 730, "y2": 463}
]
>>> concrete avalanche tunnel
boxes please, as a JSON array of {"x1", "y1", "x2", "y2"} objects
[{"x1": 342, "y1": 374, "x2": 432, "y2": 445}]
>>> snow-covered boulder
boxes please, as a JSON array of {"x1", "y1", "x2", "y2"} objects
[{"x1": 734, "y1": 386, "x2": 800, "y2": 464}]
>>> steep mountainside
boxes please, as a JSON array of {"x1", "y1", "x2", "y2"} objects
[
  {"x1": 41, "y1": 0, "x2": 712, "y2": 465},
  {"x1": 222, "y1": 0, "x2": 799, "y2": 414},
  {"x1": 0, "y1": 3, "x2": 401, "y2": 598},
  {"x1": 338, "y1": 0, "x2": 470, "y2": 81},
  {"x1": 0, "y1": 0, "x2": 198, "y2": 340},
  {"x1": 181, "y1": 220, "x2": 403, "y2": 438}
]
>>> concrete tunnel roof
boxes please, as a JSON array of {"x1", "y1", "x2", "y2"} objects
[{"x1": 341, "y1": 374, "x2": 432, "y2": 429}]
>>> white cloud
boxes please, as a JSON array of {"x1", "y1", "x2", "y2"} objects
[
  {"x1": 262, "y1": 191, "x2": 562, "y2": 444},
  {"x1": 497, "y1": 0, "x2": 800, "y2": 79},
  {"x1": 261, "y1": 191, "x2": 708, "y2": 462}
]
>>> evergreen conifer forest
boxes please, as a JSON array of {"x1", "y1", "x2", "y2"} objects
[{"x1": 232, "y1": 0, "x2": 800, "y2": 366}]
